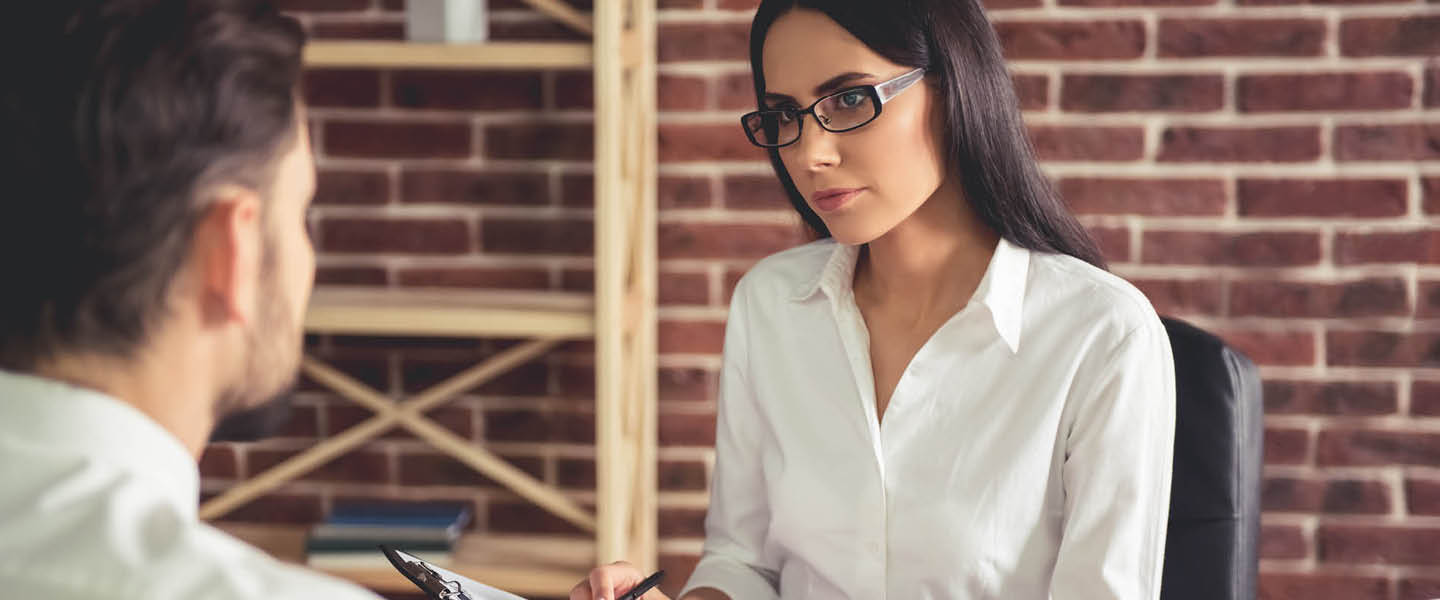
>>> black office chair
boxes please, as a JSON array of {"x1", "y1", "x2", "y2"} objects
[{"x1": 1159, "y1": 318, "x2": 1263, "y2": 600}]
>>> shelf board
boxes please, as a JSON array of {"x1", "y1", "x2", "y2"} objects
[
  {"x1": 220, "y1": 524, "x2": 594, "y2": 596},
  {"x1": 305, "y1": 286, "x2": 595, "y2": 339},
  {"x1": 304, "y1": 41, "x2": 593, "y2": 70}
]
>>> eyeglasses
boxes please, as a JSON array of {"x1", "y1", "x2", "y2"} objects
[{"x1": 741, "y1": 67, "x2": 927, "y2": 149}]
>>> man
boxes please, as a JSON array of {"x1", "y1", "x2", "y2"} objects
[{"x1": 0, "y1": 1, "x2": 382, "y2": 598}]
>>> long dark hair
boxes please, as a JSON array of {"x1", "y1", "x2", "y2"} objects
[{"x1": 749, "y1": 0, "x2": 1107, "y2": 269}]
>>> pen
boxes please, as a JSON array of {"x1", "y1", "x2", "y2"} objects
[{"x1": 616, "y1": 569, "x2": 665, "y2": 600}]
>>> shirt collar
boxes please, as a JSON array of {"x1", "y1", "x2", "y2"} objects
[
  {"x1": 792, "y1": 237, "x2": 1031, "y2": 353},
  {"x1": 0, "y1": 370, "x2": 200, "y2": 516}
]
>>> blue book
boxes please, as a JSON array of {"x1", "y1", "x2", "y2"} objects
[{"x1": 326, "y1": 501, "x2": 473, "y2": 530}]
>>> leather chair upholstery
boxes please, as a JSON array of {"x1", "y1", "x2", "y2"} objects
[{"x1": 1158, "y1": 317, "x2": 1263, "y2": 600}]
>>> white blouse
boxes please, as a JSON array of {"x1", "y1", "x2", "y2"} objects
[{"x1": 680, "y1": 237, "x2": 1176, "y2": 600}]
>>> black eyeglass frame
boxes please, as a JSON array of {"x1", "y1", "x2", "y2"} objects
[{"x1": 740, "y1": 67, "x2": 927, "y2": 149}]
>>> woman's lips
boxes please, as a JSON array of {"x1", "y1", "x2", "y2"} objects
[{"x1": 811, "y1": 187, "x2": 864, "y2": 212}]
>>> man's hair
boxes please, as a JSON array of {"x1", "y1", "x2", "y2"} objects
[{"x1": 0, "y1": 0, "x2": 306, "y2": 370}]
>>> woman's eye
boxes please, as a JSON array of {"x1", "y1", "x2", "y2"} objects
[{"x1": 839, "y1": 91, "x2": 865, "y2": 108}]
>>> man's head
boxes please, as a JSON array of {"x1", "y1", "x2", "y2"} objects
[{"x1": 0, "y1": 0, "x2": 315, "y2": 430}]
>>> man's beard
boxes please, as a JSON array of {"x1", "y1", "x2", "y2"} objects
[{"x1": 209, "y1": 250, "x2": 304, "y2": 443}]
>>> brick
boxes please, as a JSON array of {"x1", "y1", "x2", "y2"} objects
[
  {"x1": 396, "y1": 266, "x2": 549, "y2": 290},
  {"x1": 391, "y1": 71, "x2": 543, "y2": 111},
  {"x1": 658, "y1": 22, "x2": 750, "y2": 63},
  {"x1": 1214, "y1": 328, "x2": 1316, "y2": 366},
  {"x1": 249, "y1": 448, "x2": 391, "y2": 484},
  {"x1": 1232, "y1": 278, "x2": 1409, "y2": 318},
  {"x1": 403, "y1": 355, "x2": 549, "y2": 396},
  {"x1": 1401, "y1": 578, "x2": 1440, "y2": 600},
  {"x1": 1265, "y1": 427, "x2": 1310, "y2": 465},
  {"x1": 1318, "y1": 429, "x2": 1440, "y2": 466},
  {"x1": 397, "y1": 452, "x2": 543, "y2": 488},
  {"x1": 659, "y1": 123, "x2": 764, "y2": 163},
  {"x1": 299, "y1": 353, "x2": 390, "y2": 393},
  {"x1": 1263, "y1": 477, "x2": 1391, "y2": 514},
  {"x1": 1157, "y1": 126, "x2": 1321, "y2": 163},
  {"x1": 1327, "y1": 331, "x2": 1440, "y2": 368},
  {"x1": 273, "y1": 403, "x2": 321, "y2": 438},
  {"x1": 660, "y1": 412, "x2": 717, "y2": 447},
  {"x1": 1341, "y1": 16, "x2": 1440, "y2": 57},
  {"x1": 1425, "y1": 177, "x2": 1440, "y2": 214},
  {"x1": 303, "y1": 69, "x2": 381, "y2": 108},
  {"x1": 659, "y1": 320, "x2": 726, "y2": 355},
  {"x1": 659, "y1": 507, "x2": 708, "y2": 538},
  {"x1": 995, "y1": 21, "x2": 1147, "y2": 60},
  {"x1": 1407, "y1": 479, "x2": 1440, "y2": 515},
  {"x1": 660, "y1": 272, "x2": 712, "y2": 306},
  {"x1": 1132, "y1": 278, "x2": 1223, "y2": 316},
  {"x1": 482, "y1": 217, "x2": 591, "y2": 256},
  {"x1": 1013, "y1": 74, "x2": 1049, "y2": 111},
  {"x1": 985, "y1": 0, "x2": 1044, "y2": 8},
  {"x1": 1426, "y1": 67, "x2": 1440, "y2": 107},
  {"x1": 660, "y1": 222, "x2": 805, "y2": 260},
  {"x1": 1060, "y1": 0, "x2": 1213, "y2": 6},
  {"x1": 660, "y1": 367, "x2": 719, "y2": 404},
  {"x1": 555, "y1": 458, "x2": 595, "y2": 489},
  {"x1": 1416, "y1": 381, "x2": 1440, "y2": 416},
  {"x1": 660, "y1": 176, "x2": 715, "y2": 209},
  {"x1": 1262, "y1": 476, "x2": 1323, "y2": 512},
  {"x1": 715, "y1": 72, "x2": 758, "y2": 111},
  {"x1": 1088, "y1": 226, "x2": 1132, "y2": 263},
  {"x1": 199, "y1": 445, "x2": 238, "y2": 480},
  {"x1": 485, "y1": 409, "x2": 594, "y2": 444},
  {"x1": 724, "y1": 175, "x2": 791, "y2": 211},
  {"x1": 485, "y1": 122, "x2": 592, "y2": 160},
  {"x1": 211, "y1": 493, "x2": 323, "y2": 524},
  {"x1": 1258, "y1": 573, "x2": 1390, "y2": 600},
  {"x1": 315, "y1": 266, "x2": 388, "y2": 286},
  {"x1": 1335, "y1": 230, "x2": 1440, "y2": 264},
  {"x1": 321, "y1": 218, "x2": 471, "y2": 255},
  {"x1": 1239, "y1": 72, "x2": 1414, "y2": 112},
  {"x1": 659, "y1": 459, "x2": 709, "y2": 491},
  {"x1": 1318, "y1": 525, "x2": 1440, "y2": 565},
  {"x1": 1141, "y1": 231, "x2": 1321, "y2": 267},
  {"x1": 1060, "y1": 74, "x2": 1223, "y2": 112},
  {"x1": 488, "y1": 502, "x2": 588, "y2": 536},
  {"x1": 1159, "y1": 19, "x2": 1326, "y2": 57},
  {"x1": 1028, "y1": 126, "x2": 1145, "y2": 161},
  {"x1": 1335, "y1": 123, "x2": 1440, "y2": 161},
  {"x1": 400, "y1": 170, "x2": 549, "y2": 206},
  {"x1": 1238, "y1": 178, "x2": 1407, "y2": 218},
  {"x1": 1060, "y1": 178, "x2": 1226, "y2": 216},
  {"x1": 308, "y1": 21, "x2": 404, "y2": 41},
  {"x1": 315, "y1": 169, "x2": 390, "y2": 205},
  {"x1": 324, "y1": 120, "x2": 471, "y2": 159},
  {"x1": 276, "y1": 0, "x2": 369, "y2": 10},
  {"x1": 1263, "y1": 380, "x2": 1399, "y2": 415},
  {"x1": 556, "y1": 72, "x2": 708, "y2": 111},
  {"x1": 1260, "y1": 524, "x2": 1307, "y2": 559}
]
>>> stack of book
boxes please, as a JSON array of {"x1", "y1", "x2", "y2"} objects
[{"x1": 305, "y1": 500, "x2": 472, "y2": 570}]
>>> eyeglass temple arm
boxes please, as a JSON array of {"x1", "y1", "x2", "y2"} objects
[{"x1": 876, "y1": 68, "x2": 927, "y2": 103}]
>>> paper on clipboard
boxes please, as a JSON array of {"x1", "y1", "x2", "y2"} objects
[{"x1": 384, "y1": 547, "x2": 530, "y2": 600}]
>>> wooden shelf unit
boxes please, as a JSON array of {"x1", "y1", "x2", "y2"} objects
[{"x1": 201, "y1": 0, "x2": 659, "y2": 596}]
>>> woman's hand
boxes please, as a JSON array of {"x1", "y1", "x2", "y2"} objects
[{"x1": 569, "y1": 561, "x2": 671, "y2": 600}]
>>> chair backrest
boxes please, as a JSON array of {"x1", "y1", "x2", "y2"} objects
[{"x1": 1158, "y1": 317, "x2": 1263, "y2": 600}]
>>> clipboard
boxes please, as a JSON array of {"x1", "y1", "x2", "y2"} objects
[{"x1": 381, "y1": 546, "x2": 530, "y2": 600}]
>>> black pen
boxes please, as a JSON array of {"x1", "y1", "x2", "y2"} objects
[{"x1": 616, "y1": 569, "x2": 665, "y2": 600}]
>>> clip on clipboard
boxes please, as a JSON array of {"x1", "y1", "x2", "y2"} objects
[{"x1": 381, "y1": 546, "x2": 529, "y2": 600}]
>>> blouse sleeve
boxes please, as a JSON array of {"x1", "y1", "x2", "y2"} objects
[
  {"x1": 678, "y1": 284, "x2": 782, "y2": 600},
  {"x1": 1049, "y1": 319, "x2": 1177, "y2": 600}
]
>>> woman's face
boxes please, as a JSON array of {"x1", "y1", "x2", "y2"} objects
[{"x1": 761, "y1": 8, "x2": 949, "y2": 245}]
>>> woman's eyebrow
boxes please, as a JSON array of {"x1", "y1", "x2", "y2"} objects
[{"x1": 763, "y1": 71, "x2": 876, "y2": 105}]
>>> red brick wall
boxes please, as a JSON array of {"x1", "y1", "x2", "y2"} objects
[{"x1": 198, "y1": 1, "x2": 1440, "y2": 599}]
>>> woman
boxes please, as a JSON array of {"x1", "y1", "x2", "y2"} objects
[{"x1": 573, "y1": 1, "x2": 1175, "y2": 598}]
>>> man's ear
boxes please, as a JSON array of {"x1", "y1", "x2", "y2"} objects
[{"x1": 193, "y1": 184, "x2": 263, "y2": 326}]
